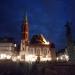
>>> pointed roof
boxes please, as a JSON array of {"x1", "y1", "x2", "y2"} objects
[{"x1": 23, "y1": 12, "x2": 28, "y2": 24}]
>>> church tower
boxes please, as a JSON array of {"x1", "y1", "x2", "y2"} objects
[
  {"x1": 20, "y1": 13, "x2": 29, "y2": 52},
  {"x1": 65, "y1": 22, "x2": 72, "y2": 47},
  {"x1": 65, "y1": 21, "x2": 75, "y2": 61},
  {"x1": 20, "y1": 13, "x2": 29, "y2": 60},
  {"x1": 22, "y1": 13, "x2": 29, "y2": 45}
]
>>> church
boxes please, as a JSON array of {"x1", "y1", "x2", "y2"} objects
[{"x1": 19, "y1": 14, "x2": 56, "y2": 62}]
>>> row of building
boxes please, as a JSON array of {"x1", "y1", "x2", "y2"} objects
[{"x1": 0, "y1": 15, "x2": 74, "y2": 62}]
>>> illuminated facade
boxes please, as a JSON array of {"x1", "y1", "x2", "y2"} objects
[
  {"x1": 19, "y1": 15, "x2": 56, "y2": 62},
  {"x1": 56, "y1": 49, "x2": 69, "y2": 61},
  {"x1": 0, "y1": 37, "x2": 16, "y2": 60}
]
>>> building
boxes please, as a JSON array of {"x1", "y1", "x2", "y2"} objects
[
  {"x1": 73, "y1": 41, "x2": 75, "y2": 51},
  {"x1": 19, "y1": 14, "x2": 56, "y2": 62},
  {"x1": 56, "y1": 49, "x2": 69, "y2": 61},
  {"x1": 0, "y1": 37, "x2": 16, "y2": 60},
  {"x1": 65, "y1": 22, "x2": 75, "y2": 61}
]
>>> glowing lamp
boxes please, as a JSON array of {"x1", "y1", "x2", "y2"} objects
[
  {"x1": 7, "y1": 55, "x2": 11, "y2": 59},
  {"x1": 25, "y1": 54, "x2": 37, "y2": 62},
  {"x1": 64, "y1": 54, "x2": 69, "y2": 61}
]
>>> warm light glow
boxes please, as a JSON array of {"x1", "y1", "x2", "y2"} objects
[
  {"x1": 40, "y1": 56, "x2": 52, "y2": 61},
  {"x1": 17, "y1": 56, "x2": 20, "y2": 60},
  {"x1": 19, "y1": 54, "x2": 52, "y2": 62},
  {"x1": 40, "y1": 34, "x2": 50, "y2": 45},
  {"x1": 14, "y1": 44, "x2": 16, "y2": 47},
  {"x1": 57, "y1": 54, "x2": 69, "y2": 61},
  {"x1": 56, "y1": 57, "x2": 59, "y2": 61},
  {"x1": 44, "y1": 41, "x2": 50, "y2": 45},
  {"x1": 6, "y1": 55, "x2": 11, "y2": 59},
  {"x1": 25, "y1": 54, "x2": 37, "y2": 62},
  {"x1": 12, "y1": 55, "x2": 23, "y2": 62},
  {"x1": 0, "y1": 54, "x2": 6, "y2": 59},
  {"x1": 40, "y1": 58, "x2": 52, "y2": 61},
  {"x1": 64, "y1": 54, "x2": 69, "y2": 61},
  {"x1": 60, "y1": 56, "x2": 63, "y2": 60},
  {"x1": 0, "y1": 54, "x2": 11, "y2": 60},
  {"x1": 42, "y1": 37, "x2": 50, "y2": 45},
  {"x1": 12, "y1": 57, "x2": 17, "y2": 62}
]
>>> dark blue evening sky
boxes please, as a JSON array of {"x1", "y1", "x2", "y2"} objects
[{"x1": 0, "y1": 0, "x2": 74, "y2": 49}]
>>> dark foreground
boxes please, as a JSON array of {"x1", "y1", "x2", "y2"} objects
[{"x1": 0, "y1": 60, "x2": 75, "y2": 75}]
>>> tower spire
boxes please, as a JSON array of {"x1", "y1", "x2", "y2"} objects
[
  {"x1": 65, "y1": 21, "x2": 72, "y2": 47},
  {"x1": 22, "y1": 12, "x2": 29, "y2": 44},
  {"x1": 24, "y1": 12, "x2": 28, "y2": 24}
]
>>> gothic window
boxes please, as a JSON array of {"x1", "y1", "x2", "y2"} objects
[
  {"x1": 29, "y1": 47, "x2": 34, "y2": 54},
  {"x1": 43, "y1": 47, "x2": 49, "y2": 56},
  {"x1": 36, "y1": 47, "x2": 41, "y2": 56},
  {"x1": 21, "y1": 55, "x2": 25, "y2": 59}
]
